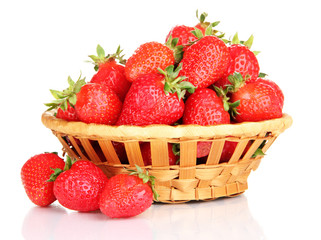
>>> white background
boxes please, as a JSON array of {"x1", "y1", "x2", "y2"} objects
[{"x1": 1, "y1": 0, "x2": 320, "y2": 239}]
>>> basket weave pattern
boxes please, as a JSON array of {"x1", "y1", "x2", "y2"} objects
[{"x1": 42, "y1": 111, "x2": 292, "y2": 203}]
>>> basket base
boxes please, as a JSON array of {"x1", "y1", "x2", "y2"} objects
[{"x1": 95, "y1": 163, "x2": 249, "y2": 203}]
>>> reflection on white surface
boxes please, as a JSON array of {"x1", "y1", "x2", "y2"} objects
[{"x1": 22, "y1": 195, "x2": 265, "y2": 240}]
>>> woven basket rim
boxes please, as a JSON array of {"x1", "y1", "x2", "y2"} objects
[{"x1": 41, "y1": 111, "x2": 292, "y2": 140}]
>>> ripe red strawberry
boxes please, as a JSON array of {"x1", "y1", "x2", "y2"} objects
[
  {"x1": 117, "y1": 65, "x2": 195, "y2": 126},
  {"x1": 230, "y1": 78, "x2": 284, "y2": 122},
  {"x1": 56, "y1": 102, "x2": 78, "y2": 121},
  {"x1": 179, "y1": 35, "x2": 230, "y2": 88},
  {"x1": 215, "y1": 34, "x2": 260, "y2": 89},
  {"x1": 53, "y1": 158, "x2": 108, "y2": 212},
  {"x1": 183, "y1": 88, "x2": 230, "y2": 125},
  {"x1": 89, "y1": 45, "x2": 131, "y2": 101},
  {"x1": 183, "y1": 88, "x2": 230, "y2": 157},
  {"x1": 165, "y1": 25, "x2": 197, "y2": 48},
  {"x1": 140, "y1": 142, "x2": 179, "y2": 166},
  {"x1": 75, "y1": 83, "x2": 122, "y2": 125},
  {"x1": 124, "y1": 41, "x2": 175, "y2": 82},
  {"x1": 99, "y1": 166, "x2": 157, "y2": 218},
  {"x1": 45, "y1": 75, "x2": 86, "y2": 121},
  {"x1": 21, "y1": 153, "x2": 65, "y2": 207}
]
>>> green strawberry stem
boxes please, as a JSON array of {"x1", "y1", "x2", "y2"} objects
[
  {"x1": 158, "y1": 64, "x2": 196, "y2": 101},
  {"x1": 88, "y1": 44, "x2": 126, "y2": 71},
  {"x1": 44, "y1": 74, "x2": 86, "y2": 111},
  {"x1": 127, "y1": 165, "x2": 160, "y2": 201}
]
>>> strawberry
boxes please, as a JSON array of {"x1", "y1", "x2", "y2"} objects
[
  {"x1": 117, "y1": 65, "x2": 195, "y2": 126},
  {"x1": 52, "y1": 158, "x2": 108, "y2": 212},
  {"x1": 124, "y1": 41, "x2": 176, "y2": 82},
  {"x1": 165, "y1": 25, "x2": 197, "y2": 49},
  {"x1": 220, "y1": 141, "x2": 238, "y2": 163},
  {"x1": 99, "y1": 166, "x2": 158, "y2": 218},
  {"x1": 229, "y1": 77, "x2": 284, "y2": 122},
  {"x1": 183, "y1": 88, "x2": 230, "y2": 158},
  {"x1": 179, "y1": 33, "x2": 230, "y2": 88},
  {"x1": 112, "y1": 141, "x2": 128, "y2": 164},
  {"x1": 165, "y1": 11, "x2": 221, "y2": 51},
  {"x1": 88, "y1": 45, "x2": 131, "y2": 101},
  {"x1": 75, "y1": 83, "x2": 122, "y2": 125},
  {"x1": 215, "y1": 33, "x2": 260, "y2": 89},
  {"x1": 196, "y1": 141, "x2": 212, "y2": 158},
  {"x1": 44, "y1": 75, "x2": 86, "y2": 121},
  {"x1": 183, "y1": 88, "x2": 230, "y2": 125},
  {"x1": 21, "y1": 153, "x2": 65, "y2": 207},
  {"x1": 140, "y1": 142, "x2": 179, "y2": 166},
  {"x1": 56, "y1": 102, "x2": 78, "y2": 121}
]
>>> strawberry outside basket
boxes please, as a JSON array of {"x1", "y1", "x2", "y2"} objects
[{"x1": 41, "y1": 111, "x2": 292, "y2": 203}]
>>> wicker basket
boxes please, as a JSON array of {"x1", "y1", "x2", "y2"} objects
[{"x1": 41, "y1": 111, "x2": 292, "y2": 203}]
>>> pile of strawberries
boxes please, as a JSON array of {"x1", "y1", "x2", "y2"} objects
[
  {"x1": 21, "y1": 11, "x2": 285, "y2": 218},
  {"x1": 21, "y1": 153, "x2": 157, "y2": 218}
]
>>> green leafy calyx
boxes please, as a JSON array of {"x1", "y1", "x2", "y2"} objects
[
  {"x1": 214, "y1": 72, "x2": 249, "y2": 118},
  {"x1": 158, "y1": 64, "x2": 196, "y2": 100},
  {"x1": 88, "y1": 44, "x2": 126, "y2": 71},
  {"x1": 165, "y1": 35, "x2": 184, "y2": 64},
  {"x1": 229, "y1": 33, "x2": 260, "y2": 55},
  {"x1": 48, "y1": 155, "x2": 74, "y2": 182},
  {"x1": 44, "y1": 74, "x2": 86, "y2": 112},
  {"x1": 127, "y1": 165, "x2": 159, "y2": 201}
]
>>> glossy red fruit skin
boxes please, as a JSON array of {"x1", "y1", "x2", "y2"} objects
[
  {"x1": 75, "y1": 83, "x2": 122, "y2": 125},
  {"x1": 230, "y1": 79, "x2": 284, "y2": 122},
  {"x1": 215, "y1": 44, "x2": 260, "y2": 88},
  {"x1": 56, "y1": 103, "x2": 78, "y2": 121},
  {"x1": 141, "y1": 142, "x2": 178, "y2": 166},
  {"x1": 183, "y1": 88, "x2": 230, "y2": 125},
  {"x1": 125, "y1": 42, "x2": 175, "y2": 82},
  {"x1": 116, "y1": 73, "x2": 185, "y2": 126},
  {"x1": 53, "y1": 160, "x2": 108, "y2": 212},
  {"x1": 165, "y1": 25, "x2": 197, "y2": 47},
  {"x1": 21, "y1": 153, "x2": 65, "y2": 207},
  {"x1": 256, "y1": 78, "x2": 284, "y2": 107},
  {"x1": 179, "y1": 36, "x2": 230, "y2": 88},
  {"x1": 99, "y1": 174, "x2": 153, "y2": 218},
  {"x1": 90, "y1": 60, "x2": 131, "y2": 102}
]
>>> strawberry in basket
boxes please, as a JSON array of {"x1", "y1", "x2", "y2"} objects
[
  {"x1": 124, "y1": 37, "x2": 183, "y2": 81},
  {"x1": 183, "y1": 88, "x2": 230, "y2": 158},
  {"x1": 88, "y1": 45, "x2": 131, "y2": 102},
  {"x1": 117, "y1": 64, "x2": 196, "y2": 126},
  {"x1": 178, "y1": 26, "x2": 230, "y2": 88},
  {"x1": 165, "y1": 10, "x2": 223, "y2": 50},
  {"x1": 214, "y1": 33, "x2": 260, "y2": 89},
  {"x1": 220, "y1": 72, "x2": 284, "y2": 122},
  {"x1": 44, "y1": 75, "x2": 86, "y2": 121},
  {"x1": 45, "y1": 74, "x2": 122, "y2": 125}
]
